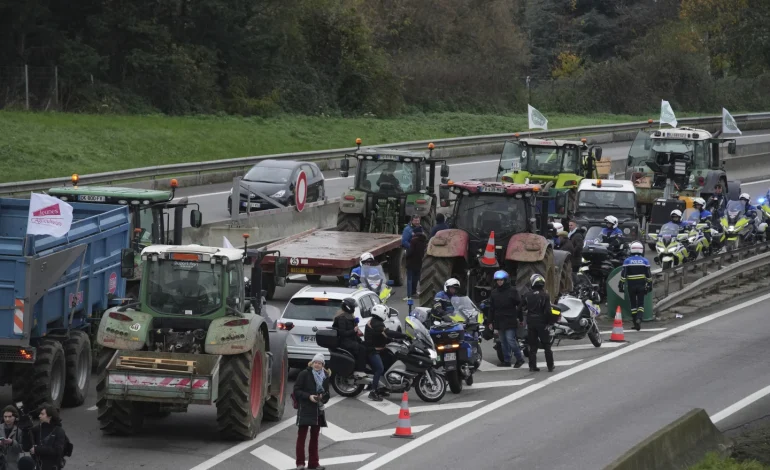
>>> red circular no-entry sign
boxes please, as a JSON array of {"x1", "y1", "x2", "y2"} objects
[{"x1": 295, "y1": 170, "x2": 307, "y2": 212}]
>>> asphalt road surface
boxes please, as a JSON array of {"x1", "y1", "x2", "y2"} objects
[
  {"x1": 22, "y1": 280, "x2": 770, "y2": 470},
  {"x1": 173, "y1": 131, "x2": 770, "y2": 228}
]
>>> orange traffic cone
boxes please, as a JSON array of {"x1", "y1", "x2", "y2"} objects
[
  {"x1": 609, "y1": 306, "x2": 625, "y2": 342},
  {"x1": 480, "y1": 231, "x2": 498, "y2": 267},
  {"x1": 391, "y1": 392, "x2": 415, "y2": 439}
]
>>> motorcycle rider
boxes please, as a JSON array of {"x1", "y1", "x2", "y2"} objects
[
  {"x1": 432, "y1": 278, "x2": 461, "y2": 323},
  {"x1": 707, "y1": 183, "x2": 727, "y2": 217},
  {"x1": 692, "y1": 197, "x2": 717, "y2": 253},
  {"x1": 332, "y1": 298, "x2": 367, "y2": 377},
  {"x1": 488, "y1": 270, "x2": 525, "y2": 368},
  {"x1": 618, "y1": 242, "x2": 652, "y2": 331},
  {"x1": 364, "y1": 304, "x2": 408, "y2": 402},
  {"x1": 349, "y1": 252, "x2": 376, "y2": 288},
  {"x1": 600, "y1": 215, "x2": 625, "y2": 258},
  {"x1": 739, "y1": 193, "x2": 758, "y2": 218},
  {"x1": 522, "y1": 274, "x2": 556, "y2": 372}
]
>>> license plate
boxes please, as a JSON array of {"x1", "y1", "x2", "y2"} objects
[
  {"x1": 301, "y1": 335, "x2": 316, "y2": 343},
  {"x1": 78, "y1": 195, "x2": 106, "y2": 202},
  {"x1": 290, "y1": 268, "x2": 314, "y2": 274},
  {"x1": 250, "y1": 202, "x2": 261, "y2": 208},
  {"x1": 444, "y1": 352, "x2": 456, "y2": 361},
  {"x1": 480, "y1": 186, "x2": 505, "y2": 193}
]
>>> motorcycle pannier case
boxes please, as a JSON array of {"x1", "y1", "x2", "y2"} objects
[{"x1": 315, "y1": 329, "x2": 339, "y2": 349}]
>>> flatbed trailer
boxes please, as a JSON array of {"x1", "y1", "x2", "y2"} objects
[{"x1": 259, "y1": 229, "x2": 404, "y2": 298}]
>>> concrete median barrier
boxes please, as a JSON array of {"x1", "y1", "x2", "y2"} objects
[{"x1": 603, "y1": 408, "x2": 731, "y2": 470}]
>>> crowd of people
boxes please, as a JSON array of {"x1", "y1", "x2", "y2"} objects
[{"x1": 0, "y1": 403, "x2": 71, "y2": 470}]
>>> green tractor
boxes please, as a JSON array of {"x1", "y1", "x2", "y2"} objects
[
  {"x1": 48, "y1": 175, "x2": 203, "y2": 299},
  {"x1": 497, "y1": 137, "x2": 604, "y2": 223},
  {"x1": 95, "y1": 240, "x2": 291, "y2": 440},
  {"x1": 336, "y1": 139, "x2": 450, "y2": 234}
]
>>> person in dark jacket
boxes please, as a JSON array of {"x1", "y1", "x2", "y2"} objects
[
  {"x1": 557, "y1": 231, "x2": 575, "y2": 258},
  {"x1": 332, "y1": 298, "x2": 367, "y2": 375},
  {"x1": 522, "y1": 274, "x2": 556, "y2": 372},
  {"x1": 430, "y1": 213, "x2": 449, "y2": 238},
  {"x1": 488, "y1": 270, "x2": 525, "y2": 368},
  {"x1": 2, "y1": 405, "x2": 23, "y2": 470},
  {"x1": 405, "y1": 226, "x2": 427, "y2": 299},
  {"x1": 294, "y1": 353, "x2": 331, "y2": 470},
  {"x1": 618, "y1": 241, "x2": 652, "y2": 331},
  {"x1": 568, "y1": 220, "x2": 584, "y2": 272},
  {"x1": 20, "y1": 404, "x2": 66, "y2": 470},
  {"x1": 364, "y1": 304, "x2": 408, "y2": 401}
]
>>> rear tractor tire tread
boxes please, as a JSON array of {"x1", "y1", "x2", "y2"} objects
[
  {"x1": 62, "y1": 330, "x2": 92, "y2": 407},
  {"x1": 336, "y1": 213, "x2": 362, "y2": 232},
  {"x1": 28, "y1": 339, "x2": 67, "y2": 411},
  {"x1": 418, "y1": 256, "x2": 454, "y2": 307},
  {"x1": 264, "y1": 344, "x2": 289, "y2": 422},
  {"x1": 97, "y1": 347, "x2": 145, "y2": 436}
]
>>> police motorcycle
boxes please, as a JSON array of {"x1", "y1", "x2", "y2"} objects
[
  {"x1": 580, "y1": 226, "x2": 628, "y2": 301},
  {"x1": 549, "y1": 294, "x2": 603, "y2": 348},
  {"x1": 758, "y1": 191, "x2": 770, "y2": 225},
  {"x1": 355, "y1": 264, "x2": 394, "y2": 304},
  {"x1": 681, "y1": 208, "x2": 709, "y2": 261},
  {"x1": 648, "y1": 222, "x2": 689, "y2": 270},
  {"x1": 721, "y1": 200, "x2": 767, "y2": 250},
  {"x1": 317, "y1": 315, "x2": 447, "y2": 402},
  {"x1": 410, "y1": 296, "x2": 484, "y2": 394}
]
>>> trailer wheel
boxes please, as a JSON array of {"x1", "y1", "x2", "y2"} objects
[
  {"x1": 62, "y1": 330, "x2": 92, "y2": 407},
  {"x1": 418, "y1": 256, "x2": 456, "y2": 307},
  {"x1": 516, "y1": 245, "x2": 557, "y2": 302},
  {"x1": 97, "y1": 347, "x2": 145, "y2": 435},
  {"x1": 25, "y1": 339, "x2": 67, "y2": 411},
  {"x1": 552, "y1": 250, "x2": 573, "y2": 296},
  {"x1": 217, "y1": 332, "x2": 268, "y2": 440},
  {"x1": 264, "y1": 336, "x2": 288, "y2": 422},
  {"x1": 387, "y1": 248, "x2": 406, "y2": 287},
  {"x1": 336, "y1": 213, "x2": 362, "y2": 232}
]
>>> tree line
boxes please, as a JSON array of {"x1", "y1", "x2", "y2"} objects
[{"x1": 1, "y1": 0, "x2": 768, "y2": 116}]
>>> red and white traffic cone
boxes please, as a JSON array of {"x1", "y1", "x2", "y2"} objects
[
  {"x1": 610, "y1": 306, "x2": 625, "y2": 342},
  {"x1": 480, "y1": 231, "x2": 498, "y2": 267},
  {"x1": 391, "y1": 392, "x2": 415, "y2": 439}
]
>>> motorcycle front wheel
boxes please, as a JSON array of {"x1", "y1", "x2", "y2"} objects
[
  {"x1": 330, "y1": 372, "x2": 365, "y2": 397},
  {"x1": 414, "y1": 372, "x2": 447, "y2": 403},
  {"x1": 447, "y1": 369, "x2": 463, "y2": 394}
]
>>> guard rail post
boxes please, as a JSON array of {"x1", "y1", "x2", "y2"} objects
[{"x1": 232, "y1": 176, "x2": 241, "y2": 222}]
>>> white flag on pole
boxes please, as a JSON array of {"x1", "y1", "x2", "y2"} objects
[
  {"x1": 660, "y1": 100, "x2": 678, "y2": 128},
  {"x1": 26, "y1": 193, "x2": 74, "y2": 238},
  {"x1": 223, "y1": 236, "x2": 235, "y2": 249},
  {"x1": 722, "y1": 108, "x2": 742, "y2": 135},
  {"x1": 528, "y1": 104, "x2": 548, "y2": 131}
]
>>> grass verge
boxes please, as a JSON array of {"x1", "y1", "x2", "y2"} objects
[
  {"x1": 0, "y1": 110, "x2": 708, "y2": 184},
  {"x1": 690, "y1": 452, "x2": 770, "y2": 470}
]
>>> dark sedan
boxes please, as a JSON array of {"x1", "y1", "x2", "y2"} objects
[{"x1": 227, "y1": 160, "x2": 325, "y2": 214}]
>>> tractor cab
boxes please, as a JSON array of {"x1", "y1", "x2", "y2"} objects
[
  {"x1": 497, "y1": 137, "x2": 603, "y2": 187},
  {"x1": 337, "y1": 140, "x2": 449, "y2": 233}
]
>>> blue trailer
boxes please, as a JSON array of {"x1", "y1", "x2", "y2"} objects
[{"x1": 0, "y1": 198, "x2": 130, "y2": 410}]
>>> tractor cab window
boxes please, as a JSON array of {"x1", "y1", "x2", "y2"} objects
[
  {"x1": 499, "y1": 141, "x2": 524, "y2": 178},
  {"x1": 136, "y1": 208, "x2": 154, "y2": 244},
  {"x1": 147, "y1": 260, "x2": 223, "y2": 315},
  {"x1": 693, "y1": 140, "x2": 708, "y2": 169},
  {"x1": 227, "y1": 263, "x2": 244, "y2": 309},
  {"x1": 453, "y1": 194, "x2": 527, "y2": 240},
  {"x1": 560, "y1": 147, "x2": 580, "y2": 173},
  {"x1": 524, "y1": 146, "x2": 573, "y2": 175},
  {"x1": 357, "y1": 159, "x2": 419, "y2": 193}
]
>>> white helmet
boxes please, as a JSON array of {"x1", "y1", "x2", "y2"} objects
[
  {"x1": 604, "y1": 215, "x2": 618, "y2": 229},
  {"x1": 693, "y1": 197, "x2": 706, "y2": 208},
  {"x1": 740, "y1": 192, "x2": 751, "y2": 202},
  {"x1": 444, "y1": 278, "x2": 461, "y2": 293},
  {"x1": 630, "y1": 241, "x2": 644, "y2": 255},
  {"x1": 370, "y1": 304, "x2": 389, "y2": 321},
  {"x1": 552, "y1": 222, "x2": 564, "y2": 232},
  {"x1": 360, "y1": 252, "x2": 375, "y2": 265},
  {"x1": 670, "y1": 209, "x2": 682, "y2": 219}
]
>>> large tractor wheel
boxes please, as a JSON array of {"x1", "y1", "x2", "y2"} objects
[
  {"x1": 418, "y1": 256, "x2": 455, "y2": 307},
  {"x1": 552, "y1": 250, "x2": 573, "y2": 296},
  {"x1": 217, "y1": 332, "x2": 269, "y2": 440},
  {"x1": 27, "y1": 339, "x2": 67, "y2": 411},
  {"x1": 516, "y1": 245, "x2": 558, "y2": 302},
  {"x1": 97, "y1": 347, "x2": 145, "y2": 435},
  {"x1": 336, "y1": 212, "x2": 362, "y2": 232},
  {"x1": 264, "y1": 332, "x2": 289, "y2": 422},
  {"x1": 387, "y1": 247, "x2": 406, "y2": 287},
  {"x1": 62, "y1": 330, "x2": 92, "y2": 407},
  {"x1": 421, "y1": 208, "x2": 436, "y2": 235}
]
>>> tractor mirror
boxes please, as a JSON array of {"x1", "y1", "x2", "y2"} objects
[
  {"x1": 440, "y1": 163, "x2": 450, "y2": 178},
  {"x1": 190, "y1": 209, "x2": 202, "y2": 228},
  {"x1": 340, "y1": 159, "x2": 350, "y2": 178},
  {"x1": 121, "y1": 248, "x2": 135, "y2": 279},
  {"x1": 728, "y1": 142, "x2": 736, "y2": 154}
]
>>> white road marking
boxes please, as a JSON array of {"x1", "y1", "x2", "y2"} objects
[
  {"x1": 465, "y1": 379, "x2": 534, "y2": 389},
  {"x1": 188, "y1": 395, "x2": 346, "y2": 470},
  {"x1": 87, "y1": 405, "x2": 97, "y2": 411},
  {"x1": 251, "y1": 445, "x2": 375, "y2": 469},
  {"x1": 356, "y1": 291, "x2": 770, "y2": 470},
  {"x1": 357, "y1": 394, "x2": 484, "y2": 415},
  {"x1": 711, "y1": 384, "x2": 770, "y2": 424},
  {"x1": 322, "y1": 422, "x2": 432, "y2": 441},
  {"x1": 478, "y1": 360, "x2": 582, "y2": 372},
  {"x1": 600, "y1": 328, "x2": 666, "y2": 334},
  {"x1": 549, "y1": 342, "x2": 624, "y2": 351}
]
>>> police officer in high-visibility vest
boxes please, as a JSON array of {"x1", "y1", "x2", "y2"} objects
[{"x1": 617, "y1": 241, "x2": 652, "y2": 331}]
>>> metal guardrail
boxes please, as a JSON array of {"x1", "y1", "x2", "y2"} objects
[
  {"x1": 654, "y1": 240, "x2": 770, "y2": 311},
  {"x1": 3, "y1": 112, "x2": 770, "y2": 196}
]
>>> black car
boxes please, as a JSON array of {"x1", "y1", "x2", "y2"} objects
[{"x1": 227, "y1": 159, "x2": 325, "y2": 214}]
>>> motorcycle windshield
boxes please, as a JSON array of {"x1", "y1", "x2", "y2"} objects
[
  {"x1": 725, "y1": 200, "x2": 746, "y2": 221},
  {"x1": 450, "y1": 296, "x2": 481, "y2": 323},
  {"x1": 659, "y1": 222, "x2": 680, "y2": 237},
  {"x1": 583, "y1": 226, "x2": 604, "y2": 246},
  {"x1": 361, "y1": 265, "x2": 386, "y2": 291},
  {"x1": 683, "y1": 208, "x2": 701, "y2": 227},
  {"x1": 405, "y1": 316, "x2": 436, "y2": 350}
]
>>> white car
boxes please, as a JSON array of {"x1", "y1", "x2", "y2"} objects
[{"x1": 277, "y1": 286, "x2": 401, "y2": 369}]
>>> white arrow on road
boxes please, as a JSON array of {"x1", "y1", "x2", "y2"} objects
[
  {"x1": 322, "y1": 422, "x2": 432, "y2": 441},
  {"x1": 357, "y1": 394, "x2": 484, "y2": 415},
  {"x1": 252, "y1": 445, "x2": 375, "y2": 469},
  {"x1": 600, "y1": 328, "x2": 666, "y2": 334},
  {"x1": 465, "y1": 379, "x2": 534, "y2": 389}
]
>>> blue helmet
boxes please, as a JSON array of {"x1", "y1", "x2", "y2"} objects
[{"x1": 493, "y1": 270, "x2": 509, "y2": 280}]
